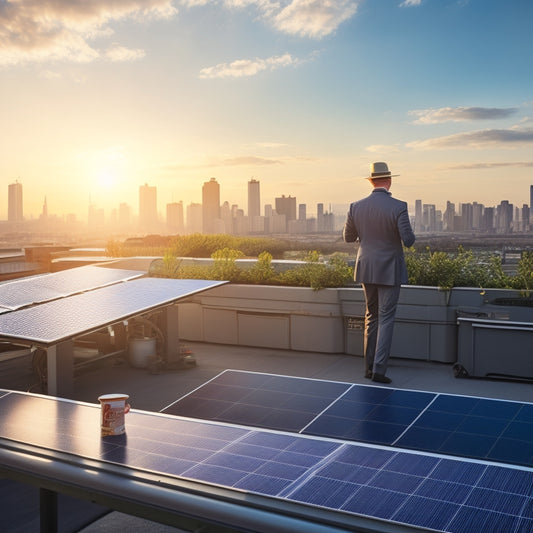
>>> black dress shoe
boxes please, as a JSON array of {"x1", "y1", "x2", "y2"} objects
[
  {"x1": 372, "y1": 373, "x2": 392, "y2": 384},
  {"x1": 364, "y1": 370, "x2": 373, "y2": 379}
]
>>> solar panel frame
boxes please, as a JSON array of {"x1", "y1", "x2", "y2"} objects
[
  {"x1": 0, "y1": 278, "x2": 227, "y2": 346},
  {"x1": 2, "y1": 389, "x2": 533, "y2": 533}
]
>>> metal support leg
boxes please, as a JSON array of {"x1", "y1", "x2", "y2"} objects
[
  {"x1": 46, "y1": 340, "x2": 74, "y2": 398},
  {"x1": 162, "y1": 304, "x2": 180, "y2": 363},
  {"x1": 40, "y1": 488, "x2": 58, "y2": 533}
]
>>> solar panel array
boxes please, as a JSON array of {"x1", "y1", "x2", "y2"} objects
[
  {"x1": 1, "y1": 389, "x2": 533, "y2": 532},
  {"x1": 0, "y1": 265, "x2": 143, "y2": 311},
  {"x1": 0, "y1": 278, "x2": 226, "y2": 346},
  {"x1": 163, "y1": 370, "x2": 533, "y2": 468}
]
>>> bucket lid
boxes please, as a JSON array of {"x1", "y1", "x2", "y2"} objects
[{"x1": 98, "y1": 394, "x2": 129, "y2": 401}]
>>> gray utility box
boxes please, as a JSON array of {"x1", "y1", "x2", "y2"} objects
[
  {"x1": 456, "y1": 317, "x2": 533, "y2": 380},
  {"x1": 340, "y1": 286, "x2": 457, "y2": 363},
  {"x1": 455, "y1": 294, "x2": 533, "y2": 379}
]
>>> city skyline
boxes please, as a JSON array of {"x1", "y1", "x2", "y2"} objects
[
  {"x1": 4, "y1": 177, "x2": 531, "y2": 236},
  {"x1": 1, "y1": 1, "x2": 533, "y2": 219}
]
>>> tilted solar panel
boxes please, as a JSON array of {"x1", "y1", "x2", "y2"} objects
[
  {"x1": 0, "y1": 278, "x2": 226, "y2": 346},
  {"x1": 0, "y1": 265, "x2": 143, "y2": 310},
  {"x1": 1, "y1": 390, "x2": 532, "y2": 533}
]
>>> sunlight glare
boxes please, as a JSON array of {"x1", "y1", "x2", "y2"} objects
[{"x1": 96, "y1": 168, "x2": 118, "y2": 190}]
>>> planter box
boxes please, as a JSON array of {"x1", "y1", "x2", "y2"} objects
[
  {"x1": 178, "y1": 284, "x2": 344, "y2": 353},
  {"x1": 177, "y1": 282, "x2": 533, "y2": 365}
]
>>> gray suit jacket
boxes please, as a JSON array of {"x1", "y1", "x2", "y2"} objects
[{"x1": 343, "y1": 188, "x2": 415, "y2": 285}]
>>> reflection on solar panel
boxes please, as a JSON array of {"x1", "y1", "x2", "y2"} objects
[
  {"x1": 0, "y1": 278, "x2": 226, "y2": 346},
  {"x1": 163, "y1": 370, "x2": 533, "y2": 468},
  {"x1": 1, "y1": 390, "x2": 533, "y2": 533},
  {"x1": 0, "y1": 265, "x2": 143, "y2": 310}
]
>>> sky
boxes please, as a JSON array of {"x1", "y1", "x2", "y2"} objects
[{"x1": 1, "y1": 0, "x2": 533, "y2": 220}]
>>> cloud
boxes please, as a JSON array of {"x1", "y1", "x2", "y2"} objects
[
  {"x1": 222, "y1": 156, "x2": 282, "y2": 165},
  {"x1": 0, "y1": 0, "x2": 177, "y2": 66},
  {"x1": 199, "y1": 53, "x2": 297, "y2": 79},
  {"x1": 366, "y1": 144, "x2": 403, "y2": 153},
  {"x1": 211, "y1": 0, "x2": 359, "y2": 38},
  {"x1": 410, "y1": 106, "x2": 518, "y2": 124},
  {"x1": 399, "y1": 0, "x2": 422, "y2": 6},
  {"x1": 447, "y1": 161, "x2": 533, "y2": 170},
  {"x1": 272, "y1": 0, "x2": 359, "y2": 38},
  {"x1": 407, "y1": 128, "x2": 533, "y2": 150},
  {"x1": 105, "y1": 44, "x2": 146, "y2": 62}
]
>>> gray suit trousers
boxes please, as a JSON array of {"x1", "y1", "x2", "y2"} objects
[{"x1": 362, "y1": 283, "x2": 401, "y2": 375}]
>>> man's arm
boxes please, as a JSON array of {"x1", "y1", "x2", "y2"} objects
[
  {"x1": 343, "y1": 208, "x2": 358, "y2": 243},
  {"x1": 398, "y1": 205, "x2": 415, "y2": 248}
]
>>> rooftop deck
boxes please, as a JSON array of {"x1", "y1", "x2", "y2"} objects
[{"x1": 2, "y1": 341, "x2": 532, "y2": 531}]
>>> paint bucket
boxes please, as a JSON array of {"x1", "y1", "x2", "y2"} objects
[
  {"x1": 98, "y1": 394, "x2": 130, "y2": 436},
  {"x1": 128, "y1": 337, "x2": 157, "y2": 368}
]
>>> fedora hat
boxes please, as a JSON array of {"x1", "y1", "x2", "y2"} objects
[{"x1": 366, "y1": 161, "x2": 399, "y2": 179}]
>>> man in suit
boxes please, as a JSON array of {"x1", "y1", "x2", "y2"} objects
[{"x1": 343, "y1": 162, "x2": 415, "y2": 383}]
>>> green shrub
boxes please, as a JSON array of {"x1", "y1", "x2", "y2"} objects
[
  {"x1": 406, "y1": 246, "x2": 512, "y2": 290},
  {"x1": 277, "y1": 250, "x2": 353, "y2": 290},
  {"x1": 514, "y1": 251, "x2": 533, "y2": 291},
  {"x1": 210, "y1": 248, "x2": 245, "y2": 282},
  {"x1": 243, "y1": 251, "x2": 276, "y2": 285}
]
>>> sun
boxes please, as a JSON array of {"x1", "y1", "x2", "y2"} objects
[{"x1": 96, "y1": 168, "x2": 118, "y2": 190}]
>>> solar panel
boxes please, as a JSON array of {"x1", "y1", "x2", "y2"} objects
[
  {"x1": 163, "y1": 370, "x2": 533, "y2": 468},
  {"x1": 0, "y1": 265, "x2": 143, "y2": 310},
  {"x1": 1, "y1": 389, "x2": 533, "y2": 532},
  {"x1": 0, "y1": 278, "x2": 226, "y2": 346}
]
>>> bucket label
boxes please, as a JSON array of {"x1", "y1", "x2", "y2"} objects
[{"x1": 99, "y1": 394, "x2": 130, "y2": 436}]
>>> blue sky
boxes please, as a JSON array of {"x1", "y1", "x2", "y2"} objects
[{"x1": 1, "y1": 0, "x2": 532, "y2": 220}]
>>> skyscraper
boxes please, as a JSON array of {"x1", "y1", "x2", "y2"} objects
[
  {"x1": 415, "y1": 199, "x2": 422, "y2": 233},
  {"x1": 166, "y1": 201, "x2": 184, "y2": 233},
  {"x1": 275, "y1": 195, "x2": 296, "y2": 221},
  {"x1": 248, "y1": 178, "x2": 260, "y2": 218},
  {"x1": 139, "y1": 183, "x2": 158, "y2": 231},
  {"x1": 187, "y1": 202, "x2": 203, "y2": 233},
  {"x1": 8, "y1": 181, "x2": 23, "y2": 223},
  {"x1": 316, "y1": 203, "x2": 324, "y2": 232},
  {"x1": 530, "y1": 185, "x2": 533, "y2": 225},
  {"x1": 202, "y1": 177, "x2": 220, "y2": 234}
]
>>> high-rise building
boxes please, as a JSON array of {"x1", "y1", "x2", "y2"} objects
[
  {"x1": 202, "y1": 177, "x2": 220, "y2": 234},
  {"x1": 139, "y1": 183, "x2": 158, "y2": 231},
  {"x1": 460, "y1": 203, "x2": 473, "y2": 231},
  {"x1": 317, "y1": 203, "x2": 324, "y2": 232},
  {"x1": 530, "y1": 185, "x2": 533, "y2": 226},
  {"x1": 275, "y1": 195, "x2": 296, "y2": 227},
  {"x1": 423, "y1": 204, "x2": 437, "y2": 233},
  {"x1": 521, "y1": 204, "x2": 529, "y2": 232},
  {"x1": 187, "y1": 202, "x2": 203, "y2": 233},
  {"x1": 166, "y1": 201, "x2": 184, "y2": 233},
  {"x1": 8, "y1": 181, "x2": 23, "y2": 223},
  {"x1": 496, "y1": 200, "x2": 513, "y2": 233},
  {"x1": 41, "y1": 197, "x2": 48, "y2": 220},
  {"x1": 220, "y1": 201, "x2": 232, "y2": 234},
  {"x1": 443, "y1": 201, "x2": 455, "y2": 232},
  {"x1": 248, "y1": 178, "x2": 260, "y2": 218},
  {"x1": 415, "y1": 199, "x2": 422, "y2": 232}
]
